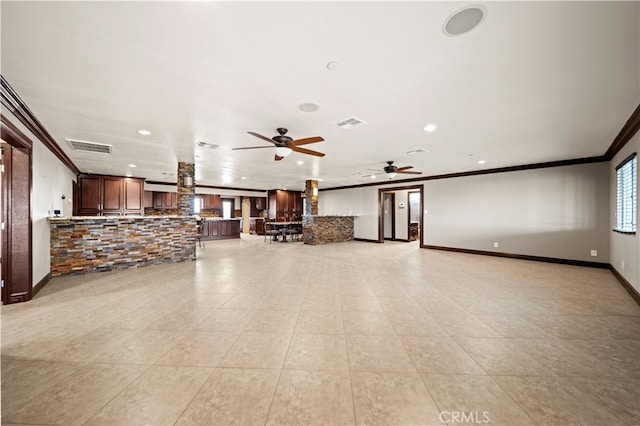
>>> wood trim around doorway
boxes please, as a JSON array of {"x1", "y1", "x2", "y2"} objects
[{"x1": 377, "y1": 185, "x2": 424, "y2": 247}]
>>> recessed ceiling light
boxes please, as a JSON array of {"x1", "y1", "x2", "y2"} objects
[
  {"x1": 299, "y1": 103, "x2": 319, "y2": 113},
  {"x1": 137, "y1": 129, "x2": 151, "y2": 136},
  {"x1": 443, "y1": 5, "x2": 487, "y2": 36},
  {"x1": 371, "y1": 175, "x2": 376, "y2": 179},
  {"x1": 423, "y1": 124, "x2": 437, "y2": 133},
  {"x1": 128, "y1": 164, "x2": 137, "y2": 168},
  {"x1": 326, "y1": 62, "x2": 339, "y2": 71},
  {"x1": 125, "y1": 173, "x2": 132, "y2": 177},
  {"x1": 297, "y1": 160, "x2": 304, "y2": 165},
  {"x1": 478, "y1": 160, "x2": 487, "y2": 164},
  {"x1": 241, "y1": 176, "x2": 246, "y2": 180}
]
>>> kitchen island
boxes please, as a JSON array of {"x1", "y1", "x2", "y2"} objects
[
  {"x1": 50, "y1": 215, "x2": 196, "y2": 276},
  {"x1": 199, "y1": 218, "x2": 241, "y2": 240}
]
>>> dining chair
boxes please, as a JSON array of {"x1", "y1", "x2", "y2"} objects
[
  {"x1": 264, "y1": 219, "x2": 280, "y2": 243},
  {"x1": 196, "y1": 219, "x2": 205, "y2": 250}
]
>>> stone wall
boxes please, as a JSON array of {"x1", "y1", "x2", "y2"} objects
[
  {"x1": 50, "y1": 216, "x2": 196, "y2": 276},
  {"x1": 303, "y1": 215, "x2": 354, "y2": 245},
  {"x1": 177, "y1": 162, "x2": 195, "y2": 216}
]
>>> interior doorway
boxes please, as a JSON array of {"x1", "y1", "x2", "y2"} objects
[
  {"x1": 382, "y1": 192, "x2": 395, "y2": 240},
  {"x1": 378, "y1": 184, "x2": 424, "y2": 247}
]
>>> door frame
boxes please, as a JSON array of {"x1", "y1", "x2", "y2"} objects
[
  {"x1": 1, "y1": 115, "x2": 33, "y2": 304},
  {"x1": 408, "y1": 190, "x2": 421, "y2": 242},
  {"x1": 377, "y1": 184, "x2": 424, "y2": 247},
  {"x1": 382, "y1": 192, "x2": 396, "y2": 240}
]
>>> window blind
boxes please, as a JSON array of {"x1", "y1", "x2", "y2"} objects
[{"x1": 616, "y1": 154, "x2": 637, "y2": 233}]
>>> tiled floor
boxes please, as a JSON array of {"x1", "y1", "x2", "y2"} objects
[{"x1": 2, "y1": 235, "x2": 639, "y2": 425}]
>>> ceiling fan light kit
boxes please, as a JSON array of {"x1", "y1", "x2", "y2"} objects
[{"x1": 233, "y1": 128, "x2": 326, "y2": 161}]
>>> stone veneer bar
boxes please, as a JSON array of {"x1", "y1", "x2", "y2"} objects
[
  {"x1": 50, "y1": 216, "x2": 196, "y2": 276},
  {"x1": 302, "y1": 215, "x2": 355, "y2": 245}
]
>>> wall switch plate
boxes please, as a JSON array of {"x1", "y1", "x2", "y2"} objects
[
  {"x1": 493, "y1": 242, "x2": 499, "y2": 248},
  {"x1": 590, "y1": 250, "x2": 597, "y2": 257}
]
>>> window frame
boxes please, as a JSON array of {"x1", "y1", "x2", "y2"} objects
[{"x1": 614, "y1": 152, "x2": 637, "y2": 234}]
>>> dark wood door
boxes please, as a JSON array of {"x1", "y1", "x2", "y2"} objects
[{"x1": 1, "y1": 143, "x2": 32, "y2": 304}]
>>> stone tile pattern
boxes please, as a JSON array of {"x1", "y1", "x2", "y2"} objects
[
  {"x1": 303, "y1": 215, "x2": 354, "y2": 245},
  {"x1": 49, "y1": 216, "x2": 196, "y2": 276},
  {"x1": 144, "y1": 208, "x2": 179, "y2": 216},
  {"x1": 177, "y1": 162, "x2": 195, "y2": 216}
]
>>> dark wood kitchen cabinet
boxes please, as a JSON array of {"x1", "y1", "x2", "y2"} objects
[
  {"x1": 267, "y1": 190, "x2": 302, "y2": 221},
  {"x1": 202, "y1": 194, "x2": 221, "y2": 210},
  {"x1": 77, "y1": 174, "x2": 144, "y2": 216},
  {"x1": 153, "y1": 192, "x2": 177, "y2": 209},
  {"x1": 201, "y1": 219, "x2": 241, "y2": 240},
  {"x1": 143, "y1": 190, "x2": 154, "y2": 208},
  {"x1": 249, "y1": 197, "x2": 267, "y2": 217}
]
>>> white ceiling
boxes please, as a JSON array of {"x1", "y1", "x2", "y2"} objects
[{"x1": 2, "y1": 1, "x2": 638, "y2": 191}]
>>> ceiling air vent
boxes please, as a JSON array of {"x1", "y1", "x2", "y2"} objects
[
  {"x1": 336, "y1": 117, "x2": 368, "y2": 129},
  {"x1": 195, "y1": 141, "x2": 219, "y2": 149},
  {"x1": 66, "y1": 139, "x2": 112, "y2": 154}
]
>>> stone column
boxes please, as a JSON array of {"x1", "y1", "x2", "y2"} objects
[
  {"x1": 304, "y1": 179, "x2": 318, "y2": 215},
  {"x1": 177, "y1": 162, "x2": 195, "y2": 216}
]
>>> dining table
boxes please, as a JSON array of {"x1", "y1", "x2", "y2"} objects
[{"x1": 270, "y1": 221, "x2": 303, "y2": 242}]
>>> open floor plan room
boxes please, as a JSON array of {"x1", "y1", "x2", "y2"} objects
[{"x1": 2, "y1": 237, "x2": 638, "y2": 425}]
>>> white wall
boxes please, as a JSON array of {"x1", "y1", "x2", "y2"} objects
[
  {"x1": 610, "y1": 132, "x2": 639, "y2": 292},
  {"x1": 423, "y1": 162, "x2": 610, "y2": 262},
  {"x1": 5, "y1": 115, "x2": 77, "y2": 287}
]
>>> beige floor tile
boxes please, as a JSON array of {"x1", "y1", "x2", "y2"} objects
[
  {"x1": 474, "y1": 314, "x2": 555, "y2": 338},
  {"x1": 266, "y1": 369, "x2": 355, "y2": 425},
  {"x1": 422, "y1": 374, "x2": 534, "y2": 425},
  {"x1": 221, "y1": 294, "x2": 268, "y2": 310},
  {"x1": 347, "y1": 335, "x2": 416, "y2": 372},
  {"x1": 343, "y1": 311, "x2": 397, "y2": 335},
  {"x1": 376, "y1": 296, "x2": 425, "y2": 313},
  {"x1": 1, "y1": 327, "x2": 87, "y2": 359},
  {"x1": 0, "y1": 360, "x2": 80, "y2": 415},
  {"x1": 176, "y1": 368, "x2": 280, "y2": 425},
  {"x1": 351, "y1": 371, "x2": 444, "y2": 425},
  {"x1": 385, "y1": 311, "x2": 449, "y2": 336},
  {"x1": 493, "y1": 375, "x2": 624, "y2": 425},
  {"x1": 401, "y1": 336, "x2": 485, "y2": 375},
  {"x1": 455, "y1": 337, "x2": 550, "y2": 376},
  {"x1": 562, "y1": 376, "x2": 640, "y2": 425},
  {"x1": 93, "y1": 329, "x2": 185, "y2": 365},
  {"x1": 431, "y1": 314, "x2": 502, "y2": 337},
  {"x1": 146, "y1": 309, "x2": 216, "y2": 331},
  {"x1": 512, "y1": 338, "x2": 627, "y2": 377},
  {"x1": 339, "y1": 283, "x2": 375, "y2": 297},
  {"x1": 341, "y1": 296, "x2": 384, "y2": 312},
  {"x1": 218, "y1": 332, "x2": 291, "y2": 368},
  {"x1": 155, "y1": 331, "x2": 239, "y2": 367},
  {"x1": 244, "y1": 310, "x2": 299, "y2": 333},
  {"x1": 565, "y1": 338, "x2": 640, "y2": 377},
  {"x1": 197, "y1": 309, "x2": 257, "y2": 333},
  {"x1": 2, "y1": 363, "x2": 146, "y2": 425},
  {"x1": 261, "y1": 293, "x2": 305, "y2": 311},
  {"x1": 295, "y1": 310, "x2": 345, "y2": 334},
  {"x1": 284, "y1": 333, "x2": 349, "y2": 370},
  {"x1": 39, "y1": 328, "x2": 140, "y2": 362},
  {"x1": 301, "y1": 294, "x2": 342, "y2": 311},
  {"x1": 85, "y1": 365, "x2": 212, "y2": 425}
]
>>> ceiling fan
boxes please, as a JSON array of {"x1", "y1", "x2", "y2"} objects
[
  {"x1": 232, "y1": 128, "x2": 325, "y2": 161},
  {"x1": 366, "y1": 161, "x2": 423, "y2": 179}
]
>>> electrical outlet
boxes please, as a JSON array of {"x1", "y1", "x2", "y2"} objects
[
  {"x1": 590, "y1": 250, "x2": 597, "y2": 257},
  {"x1": 493, "y1": 242, "x2": 499, "y2": 248}
]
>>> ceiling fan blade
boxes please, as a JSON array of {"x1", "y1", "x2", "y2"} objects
[
  {"x1": 396, "y1": 171, "x2": 422, "y2": 174},
  {"x1": 275, "y1": 155, "x2": 283, "y2": 161},
  {"x1": 232, "y1": 146, "x2": 274, "y2": 150},
  {"x1": 291, "y1": 146, "x2": 326, "y2": 157},
  {"x1": 396, "y1": 166, "x2": 414, "y2": 171},
  {"x1": 247, "y1": 131, "x2": 277, "y2": 144},
  {"x1": 290, "y1": 136, "x2": 324, "y2": 146}
]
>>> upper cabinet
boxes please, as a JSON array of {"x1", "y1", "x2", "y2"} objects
[
  {"x1": 202, "y1": 194, "x2": 221, "y2": 210},
  {"x1": 153, "y1": 192, "x2": 177, "y2": 209},
  {"x1": 267, "y1": 190, "x2": 302, "y2": 221},
  {"x1": 76, "y1": 174, "x2": 144, "y2": 216},
  {"x1": 249, "y1": 196, "x2": 267, "y2": 217}
]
